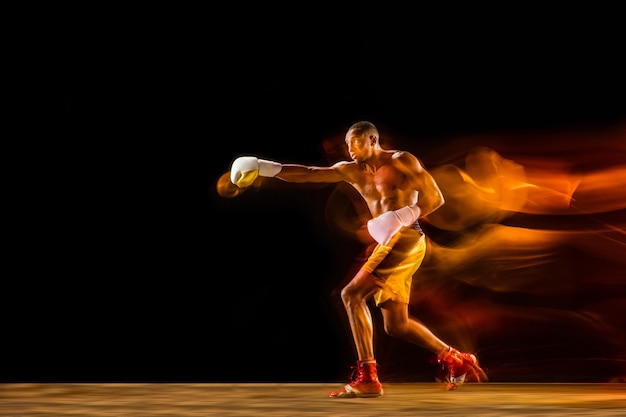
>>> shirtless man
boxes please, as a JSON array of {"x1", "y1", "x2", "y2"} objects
[{"x1": 226, "y1": 121, "x2": 486, "y2": 397}]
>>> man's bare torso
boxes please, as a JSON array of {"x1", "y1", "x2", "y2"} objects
[{"x1": 344, "y1": 151, "x2": 420, "y2": 218}]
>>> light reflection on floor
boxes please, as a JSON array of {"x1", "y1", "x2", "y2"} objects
[{"x1": 1, "y1": 383, "x2": 625, "y2": 416}]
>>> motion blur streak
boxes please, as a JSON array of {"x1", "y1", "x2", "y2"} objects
[
  {"x1": 427, "y1": 125, "x2": 626, "y2": 230},
  {"x1": 399, "y1": 122, "x2": 626, "y2": 382}
]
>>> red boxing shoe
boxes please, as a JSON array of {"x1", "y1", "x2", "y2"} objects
[
  {"x1": 329, "y1": 360, "x2": 384, "y2": 398},
  {"x1": 437, "y1": 347, "x2": 488, "y2": 390}
]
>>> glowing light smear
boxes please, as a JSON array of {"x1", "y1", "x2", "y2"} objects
[{"x1": 408, "y1": 123, "x2": 626, "y2": 381}]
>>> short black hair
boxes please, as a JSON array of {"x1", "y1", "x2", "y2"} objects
[{"x1": 348, "y1": 121, "x2": 378, "y2": 137}]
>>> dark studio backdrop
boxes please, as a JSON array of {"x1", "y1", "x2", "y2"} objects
[{"x1": 7, "y1": 4, "x2": 625, "y2": 383}]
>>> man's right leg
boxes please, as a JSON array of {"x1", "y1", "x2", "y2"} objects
[{"x1": 380, "y1": 301, "x2": 487, "y2": 391}]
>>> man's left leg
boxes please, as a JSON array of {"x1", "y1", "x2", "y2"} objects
[{"x1": 329, "y1": 269, "x2": 385, "y2": 398}]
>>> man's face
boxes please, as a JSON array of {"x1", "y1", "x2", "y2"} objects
[{"x1": 345, "y1": 130, "x2": 373, "y2": 163}]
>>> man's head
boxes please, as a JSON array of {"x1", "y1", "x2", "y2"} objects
[{"x1": 345, "y1": 121, "x2": 379, "y2": 163}]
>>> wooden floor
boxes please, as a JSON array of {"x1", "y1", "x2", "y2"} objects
[{"x1": 1, "y1": 382, "x2": 625, "y2": 416}]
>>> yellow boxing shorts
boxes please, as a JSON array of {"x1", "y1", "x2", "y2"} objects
[{"x1": 362, "y1": 225, "x2": 426, "y2": 306}]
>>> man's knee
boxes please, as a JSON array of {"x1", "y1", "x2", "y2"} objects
[
  {"x1": 340, "y1": 283, "x2": 366, "y2": 305},
  {"x1": 340, "y1": 285, "x2": 355, "y2": 304}
]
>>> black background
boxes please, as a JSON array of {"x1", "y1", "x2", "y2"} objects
[{"x1": 7, "y1": 4, "x2": 625, "y2": 383}]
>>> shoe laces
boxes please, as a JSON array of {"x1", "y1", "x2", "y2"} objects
[
  {"x1": 348, "y1": 365, "x2": 359, "y2": 382},
  {"x1": 437, "y1": 347, "x2": 458, "y2": 369},
  {"x1": 347, "y1": 361, "x2": 378, "y2": 383}
]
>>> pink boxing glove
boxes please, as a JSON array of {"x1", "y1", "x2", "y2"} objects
[{"x1": 367, "y1": 204, "x2": 421, "y2": 245}]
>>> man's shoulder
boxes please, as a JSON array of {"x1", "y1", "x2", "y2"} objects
[
  {"x1": 388, "y1": 150, "x2": 425, "y2": 173},
  {"x1": 390, "y1": 150, "x2": 418, "y2": 162}
]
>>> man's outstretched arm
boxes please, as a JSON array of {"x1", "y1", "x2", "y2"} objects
[{"x1": 229, "y1": 155, "x2": 348, "y2": 188}]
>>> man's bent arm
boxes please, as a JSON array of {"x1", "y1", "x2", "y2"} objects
[
  {"x1": 416, "y1": 169, "x2": 445, "y2": 218},
  {"x1": 397, "y1": 152, "x2": 444, "y2": 218}
]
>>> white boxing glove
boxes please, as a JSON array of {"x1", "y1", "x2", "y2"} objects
[
  {"x1": 367, "y1": 204, "x2": 421, "y2": 246},
  {"x1": 229, "y1": 156, "x2": 283, "y2": 188}
]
